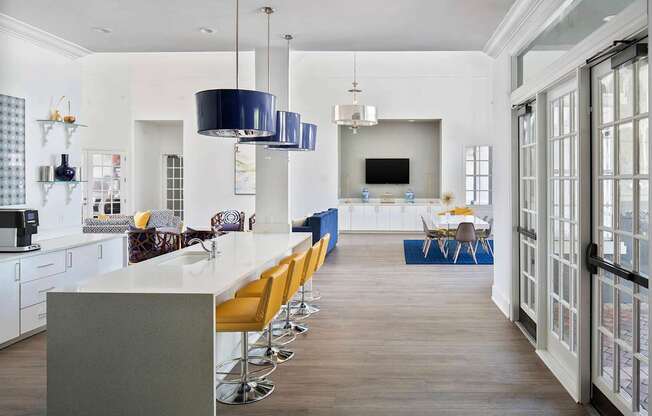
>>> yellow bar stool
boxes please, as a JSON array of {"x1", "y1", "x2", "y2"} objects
[
  {"x1": 294, "y1": 233, "x2": 330, "y2": 318},
  {"x1": 214, "y1": 264, "x2": 287, "y2": 405},
  {"x1": 235, "y1": 251, "x2": 307, "y2": 363},
  {"x1": 275, "y1": 249, "x2": 313, "y2": 335}
]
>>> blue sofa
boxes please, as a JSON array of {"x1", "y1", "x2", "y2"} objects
[{"x1": 292, "y1": 208, "x2": 338, "y2": 255}]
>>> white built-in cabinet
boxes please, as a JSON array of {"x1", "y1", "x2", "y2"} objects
[
  {"x1": 339, "y1": 202, "x2": 443, "y2": 232},
  {"x1": 0, "y1": 261, "x2": 20, "y2": 345},
  {"x1": 0, "y1": 236, "x2": 125, "y2": 346}
]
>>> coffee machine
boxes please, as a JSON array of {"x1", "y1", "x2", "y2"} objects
[{"x1": 0, "y1": 209, "x2": 41, "y2": 252}]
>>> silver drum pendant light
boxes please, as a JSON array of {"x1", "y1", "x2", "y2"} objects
[{"x1": 331, "y1": 52, "x2": 378, "y2": 134}]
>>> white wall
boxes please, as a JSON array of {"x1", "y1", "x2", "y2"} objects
[
  {"x1": 290, "y1": 51, "x2": 494, "y2": 219},
  {"x1": 0, "y1": 31, "x2": 82, "y2": 237},
  {"x1": 489, "y1": 49, "x2": 514, "y2": 318},
  {"x1": 133, "y1": 120, "x2": 182, "y2": 212},
  {"x1": 339, "y1": 120, "x2": 441, "y2": 198},
  {"x1": 80, "y1": 52, "x2": 256, "y2": 228}
]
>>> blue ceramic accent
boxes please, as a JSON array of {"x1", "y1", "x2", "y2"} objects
[
  {"x1": 361, "y1": 188, "x2": 370, "y2": 203},
  {"x1": 54, "y1": 154, "x2": 75, "y2": 181},
  {"x1": 195, "y1": 89, "x2": 276, "y2": 138},
  {"x1": 405, "y1": 189, "x2": 415, "y2": 203}
]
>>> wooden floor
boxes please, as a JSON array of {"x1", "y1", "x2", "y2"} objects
[{"x1": 0, "y1": 233, "x2": 588, "y2": 416}]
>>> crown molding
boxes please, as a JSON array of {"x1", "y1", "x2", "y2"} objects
[
  {"x1": 0, "y1": 13, "x2": 92, "y2": 59},
  {"x1": 483, "y1": 0, "x2": 543, "y2": 58}
]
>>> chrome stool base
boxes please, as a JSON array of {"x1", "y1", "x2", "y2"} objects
[
  {"x1": 215, "y1": 357, "x2": 276, "y2": 383},
  {"x1": 216, "y1": 379, "x2": 275, "y2": 405},
  {"x1": 249, "y1": 346, "x2": 295, "y2": 364}
]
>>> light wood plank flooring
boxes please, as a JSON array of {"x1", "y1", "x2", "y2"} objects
[{"x1": 0, "y1": 233, "x2": 588, "y2": 415}]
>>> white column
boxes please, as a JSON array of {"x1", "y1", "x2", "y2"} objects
[{"x1": 254, "y1": 46, "x2": 291, "y2": 233}]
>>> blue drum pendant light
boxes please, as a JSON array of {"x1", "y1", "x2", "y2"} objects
[
  {"x1": 239, "y1": 7, "x2": 300, "y2": 146},
  {"x1": 195, "y1": 0, "x2": 276, "y2": 138},
  {"x1": 270, "y1": 121, "x2": 317, "y2": 151},
  {"x1": 268, "y1": 35, "x2": 317, "y2": 151}
]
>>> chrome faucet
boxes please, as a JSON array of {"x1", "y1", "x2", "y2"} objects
[{"x1": 187, "y1": 238, "x2": 219, "y2": 260}]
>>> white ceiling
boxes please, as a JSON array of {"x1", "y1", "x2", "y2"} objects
[{"x1": 0, "y1": 0, "x2": 516, "y2": 52}]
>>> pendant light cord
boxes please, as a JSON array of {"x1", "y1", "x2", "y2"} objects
[
  {"x1": 267, "y1": 10, "x2": 271, "y2": 92},
  {"x1": 352, "y1": 52, "x2": 358, "y2": 104},
  {"x1": 235, "y1": 0, "x2": 239, "y2": 89}
]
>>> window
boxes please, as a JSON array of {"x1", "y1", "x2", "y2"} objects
[
  {"x1": 85, "y1": 152, "x2": 124, "y2": 218},
  {"x1": 515, "y1": 0, "x2": 636, "y2": 88},
  {"x1": 163, "y1": 155, "x2": 184, "y2": 220},
  {"x1": 465, "y1": 145, "x2": 492, "y2": 205}
]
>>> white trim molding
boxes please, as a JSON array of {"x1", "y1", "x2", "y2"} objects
[
  {"x1": 0, "y1": 13, "x2": 91, "y2": 59},
  {"x1": 483, "y1": 0, "x2": 543, "y2": 58},
  {"x1": 537, "y1": 349, "x2": 580, "y2": 402},
  {"x1": 491, "y1": 284, "x2": 511, "y2": 318},
  {"x1": 510, "y1": 0, "x2": 647, "y2": 105}
]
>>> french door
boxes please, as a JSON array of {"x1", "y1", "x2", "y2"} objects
[
  {"x1": 546, "y1": 79, "x2": 581, "y2": 386},
  {"x1": 590, "y1": 54, "x2": 649, "y2": 415},
  {"x1": 518, "y1": 105, "x2": 538, "y2": 339}
]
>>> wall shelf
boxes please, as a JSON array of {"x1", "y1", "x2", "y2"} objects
[
  {"x1": 37, "y1": 180, "x2": 86, "y2": 205},
  {"x1": 36, "y1": 120, "x2": 87, "y2": 147}
]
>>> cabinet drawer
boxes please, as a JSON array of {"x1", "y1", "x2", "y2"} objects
[
  {"x1": 20, "y1": 274, "x2": 63, "y2": 308},
  {"x1": 20, "y1": 302, "x2": 47, "y2": 334},
  {"x1": 20, "y1": 251, "x2": 66, "y2": 283}
]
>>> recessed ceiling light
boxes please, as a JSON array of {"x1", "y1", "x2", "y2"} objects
[
  {"x1": 603, "y1": 15, "x2": 615, "y2": 22},
  {"x1": 199, "y1": 27, "x2": 215, "y2": 34},
  {"x1": 408, "y1": 119, "x2": 416, "y2": 122},
  {"x1": 92, "y1": 27, "x2": 112, "y2": 34}
]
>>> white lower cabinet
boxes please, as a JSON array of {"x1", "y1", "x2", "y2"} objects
[
  {"x1": 97, "y1": 238, "x2": 125, "y2": 274},
  {"x1": 0, "y1": 261, "x2": 20, "y2": 345},
  {"x1": 340, "y1": 203, "x2": 441, "y2": 232},
  {"x1": 66, "y1": 244, "x2": 99, "y2": 285},
  {"x1": 20, "y1": 301, "x2": 47, "y2": 335},
  {"x1": 0, "y1": 236, "x2": 126, "y2": 346}
]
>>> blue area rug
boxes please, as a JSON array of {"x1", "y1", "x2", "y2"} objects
[{"x1": 403, "y1": 239, "x2": 494, "y2": 265}]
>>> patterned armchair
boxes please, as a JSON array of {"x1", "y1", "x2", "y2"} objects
[
  {"x1": 127, "y1": 228, "x2": 181, "y2": 264},
  {"x1": 210, "y1": 210, "x2": 245, "y2": 232},
  {"x1": 249, "y1": 213, "x2": 255, "y2": 231}
]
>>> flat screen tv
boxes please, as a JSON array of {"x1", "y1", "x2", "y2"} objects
[{"x1": 365, "y1": 158, "x2": 409, "y2": 184}]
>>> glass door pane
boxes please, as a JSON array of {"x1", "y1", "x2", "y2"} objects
[
  {"x1": 591, "y1": 55, "x2": 649, "y2": 416},
  {"x1": 547, "y1": 80, "x2": 580, "y2": 377},
  {"x1": 519, "y1": 106, "x2": 538, "y2": 339}
]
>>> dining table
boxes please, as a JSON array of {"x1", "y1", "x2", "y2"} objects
[
  {"x1": 431, "y1": 214, "x2": 490, "y2": 231},
  {"x1": 429, "y1": 214, "x2": 490, "y2": 259}
]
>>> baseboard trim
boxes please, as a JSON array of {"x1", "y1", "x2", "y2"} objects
[
  {"x1": 536, "y1": 349, "x2": 580, "y2": 403},
  {"x1": 491, "y1": 285, "x2": 511, "y2": 318}
]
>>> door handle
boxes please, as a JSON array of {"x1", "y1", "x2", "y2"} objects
[
  {"x1": 14, "y1": 263, "x2": 20, "y2": 282},
  {"x1": 98, "y1": 244, "x2": 103, "y2": 260},
  {"x1": 68, "y1": 251, "x2": 73, "y2": 268},
  {"x1": 37, "y1": 262, "x2": 55, "y2": 269}
]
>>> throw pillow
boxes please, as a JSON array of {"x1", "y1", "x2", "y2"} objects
[
  {"x1": 97, "y1": 214, "x2": 110, "y2": 221},
  {"x1": 134, "y1": 210, "x2": 152, "y2": 229}
]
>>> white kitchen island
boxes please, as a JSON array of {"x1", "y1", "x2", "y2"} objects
[{"x1": 47, "y1": 231, "x2": 312, "y2": 416}]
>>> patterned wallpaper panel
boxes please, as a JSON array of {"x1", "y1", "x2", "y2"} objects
[{"x1": 0, "y1": 94, "x2": 26, "y2": 205}]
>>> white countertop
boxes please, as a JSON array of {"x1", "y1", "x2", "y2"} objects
[
  {"x1": 339, "y1": 198, "x2": 442, "y2": 206},
  {"x1": 57, "y1": 232, "x2": 312, "y2": 295},
  {"x1": 0, "y1": 233, "x2": 125, "y2": 263}
]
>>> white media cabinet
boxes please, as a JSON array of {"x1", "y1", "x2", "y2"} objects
[{"x1": 338, "y1": 199, "x2": 444, "y2": 232}]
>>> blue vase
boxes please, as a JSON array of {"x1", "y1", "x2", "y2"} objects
[
  {"x1": 361, "y1": 188, "x2": 370, "y2": 203},
  {"x1": 54, "y1": 154, "x2": 75, "y2": 181},
  {"x1": 405, "y1": 189, "x2": 415, "y2": 203}
]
